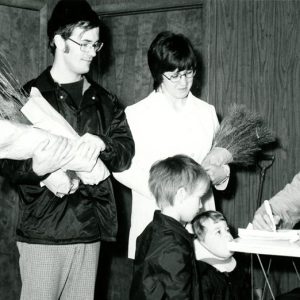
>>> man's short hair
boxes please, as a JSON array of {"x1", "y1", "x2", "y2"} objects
[
  {"x1": 147, "y1": 31, "x2": 197, "y2": 90},
  {"x1": 149, "y1": 154, "x2": 209, "y2": 209},
  {"x1": 192, "y1": 210, "x2": 227, "y2": 240},
  {"x1": 47, "y1": 0, "x2": 100, "y2": 53}
]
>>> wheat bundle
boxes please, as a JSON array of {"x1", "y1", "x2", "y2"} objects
[
  {"x1": 0, "y1": 52, "x2": 28, "y2": 122},
  {"x1": 213, "y1": 104, "x2": 275, "y2": 166}
]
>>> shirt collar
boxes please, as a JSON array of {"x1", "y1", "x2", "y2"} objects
[{"x1": 194, "y1": 239, "x2": 237, "y2": 273}]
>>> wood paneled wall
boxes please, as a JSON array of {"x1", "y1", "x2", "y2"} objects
[
  {"x1": 0, "y1": 5, "x2": 40, "y2": 83},
  {"x1": 0, "y1": 5, "x2": 40, "y2": 299},
  {"x1": 203, "y1": 0, "x2": 300, "y2": 296},
  {"x1": 0, "y1": 0, "x2": 300, "y2": 298},
  {"x1": 204, "y1": 0, "x2": 300, "y2": 226}
]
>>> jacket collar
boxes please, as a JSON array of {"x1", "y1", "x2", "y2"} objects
[
  {"x1": 34, "y1": 67, "x2": 93, "y2": 93},
  {"x1": 33, "y1": 67, "x2": 100, "y2": 110},
  {"x1": 153, "y1": 210, "x2": 194, "y2": 244}
]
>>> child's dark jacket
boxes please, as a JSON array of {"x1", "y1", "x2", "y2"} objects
[
  {"x1": 196, "y1": 259, "x2": 251, "y2": 300},
  {"x1": 130, "y1": 210, "x2": 199, "y2": 300}
]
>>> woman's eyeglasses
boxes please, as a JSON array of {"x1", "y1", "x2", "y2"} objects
[{"x1": 163, "y1": 70, "x2": 196, "y2": 83}]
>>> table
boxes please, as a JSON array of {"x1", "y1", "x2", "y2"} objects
[
  {"x1": 228, "y1": 238, "x2": 300, "y2": 258},
  {"x1": 228, "y1": 238, "x2": 300, "y2": 299}
]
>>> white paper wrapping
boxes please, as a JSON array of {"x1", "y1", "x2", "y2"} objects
[
  {"x1": 20, "y1": 87, "x2": 109, "y2": 196},
  {"x1": 0, "y1": 120, "x2": 46, "y2": 159}
]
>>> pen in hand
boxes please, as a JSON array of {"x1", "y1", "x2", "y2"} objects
[{"x1": 264, "y1": 200, "x2": 276, "y2": 232}]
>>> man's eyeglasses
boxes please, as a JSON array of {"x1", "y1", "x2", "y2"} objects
[
  {"x1": 163, "y1": 70, "x2": 196, "y2": 83},
  {"x1": 68, "y1": 38, "x2": 103, "y2": 53}
]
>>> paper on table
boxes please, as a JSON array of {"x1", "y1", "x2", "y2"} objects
[
  {"x1": 21, "y1": 87, "x2": 109, "y2": 194},
  {"x1": 238, "y1": 228, "x2": 300, "y2": 242},
  {"x1": 228, "y1": 237, "x2": 300, "y2": 257}
]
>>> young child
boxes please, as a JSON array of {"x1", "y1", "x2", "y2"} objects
[
  {"x1": 130, "y1": 154, "x2": 210, "y2": 300},
  {"x1": 192, "y1": 210, "x2": 251, "y2": 300}
]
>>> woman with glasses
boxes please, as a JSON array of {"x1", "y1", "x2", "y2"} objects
[{"x1": 113, "y1": 31, "x2": 231, "y2": 263}]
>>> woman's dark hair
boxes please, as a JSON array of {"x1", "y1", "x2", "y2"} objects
[{"x1": 147, "y1": 31, "x2": 197, "y2": 90}]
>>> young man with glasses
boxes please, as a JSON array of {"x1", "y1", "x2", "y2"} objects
[
  {"x1": 113, "y1": 31, "x2": 231, "y2": 287},
  {"x1": 0, "y1": 1, "x2": 134, "y2": 299}
]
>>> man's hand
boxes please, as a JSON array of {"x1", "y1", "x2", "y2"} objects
[
  {"x1": 65, "y1": 134, "x2": 104, "y2": 172},
  {"x1": 80, "y1": 133, "x2": 106, "y2": 152},
  {"x1": 253, "y1": 204, "x2": 281, "y2": 231},
  {"x1": 32, "y1": 136, "x2": 74, "y2": 176},
  {"x1": 42, "y1": 170, "x2": 79, "y2": 198},
  {"x1": 77, "y1": 158, "x2": 109, "y2": 185}
]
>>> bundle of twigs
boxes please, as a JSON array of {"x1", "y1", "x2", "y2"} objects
[
  {"x1": 0, "y1": 52, "x2": 28, "y2": 122},
  {"x1": 213, "y1": 104, "x2": 276, "y2": 166}
]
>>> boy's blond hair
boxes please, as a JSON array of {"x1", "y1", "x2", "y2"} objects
[{"x1": 148, "y1": 154, "x2": 209, "y2": 209}]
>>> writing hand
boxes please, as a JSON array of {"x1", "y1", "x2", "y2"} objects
[{"x1": 253, "y1": 204, "x2": 281, "y2": 231}]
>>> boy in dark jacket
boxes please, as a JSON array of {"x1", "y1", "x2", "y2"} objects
[
  {"x1": 130, "y1": 154, "x2": 210, "y2": 300},
  {"x1": 192, "y1": 210, "x2": 251, "y2": 300}
]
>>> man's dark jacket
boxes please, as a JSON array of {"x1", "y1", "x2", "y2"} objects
[
  {"x1": 0, "y1": 67, "x2": 134, "y2": 244},
  {"x1": 130, "y1": 210, "x2": 199, "y2": 300}
]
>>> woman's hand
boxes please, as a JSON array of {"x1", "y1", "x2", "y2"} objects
[
  {"x1": 203, "y1": 164, "x2": 229, "y2": 186},
  {"x1": 202, "y1": 147, "x2": 233, "y2": 167}
]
